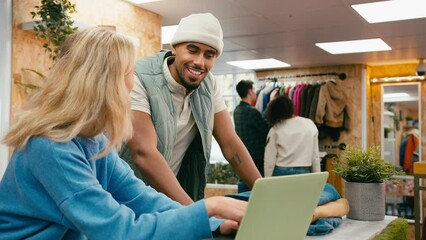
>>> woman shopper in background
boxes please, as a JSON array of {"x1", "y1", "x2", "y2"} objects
[
  {"x1": 264, "y1": 95, "x2": 321, "y2": 177},
  {"x1": 263, "y1": 96, "x2": 349, "y2": 233}
]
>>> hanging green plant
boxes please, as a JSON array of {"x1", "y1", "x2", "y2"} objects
[{"x1": 30, "y1": 0, "x2": 78, "y2": 61}]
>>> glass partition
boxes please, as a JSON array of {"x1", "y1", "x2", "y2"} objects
[
  {"x1": 381, "y1": 83, "x2": 421, "y2": 168},
  {"x1": 382, "y1": 82, "x2": 421, "y2": 220}
]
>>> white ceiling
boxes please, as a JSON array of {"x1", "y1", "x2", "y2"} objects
[{"x1": 135, "y1": 0, "x2": 426, "y2": 75}]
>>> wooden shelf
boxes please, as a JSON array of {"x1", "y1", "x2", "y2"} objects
[
  {"x1": 20, "y1": 21, "x2": 140, "y2": 47},
  {"x1": 386, "y1": 192, "x2": 414, "y2": 198},
  {"x1": 20, "y1": 20, "x2": 93, "y2": 32},
  {"x1": 414, "y1": 162, "x2": 426, "y2": 174}
]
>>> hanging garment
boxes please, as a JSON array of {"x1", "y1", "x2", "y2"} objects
[
  {"x1": 300, "y1": 84, "x2": 313, "y2": 118},
  {"x1": 315, "y1": 81, "x2": 349, "y2": 129},
  {"x1": 308, "y1": 83, "x2": 323, "y2": 121},
  {"x1": 304, "y1": 83, "x2": 321, "y2": 118},
  {"x1": 255, "y1": 84, "x2": 275, "y2": 112},
  {"x1": 399, "y1": 137, "x2": 408, "y2": 168},
  {"x1": 314, "y1": 81, "x2": 350, "y2": 141},
  {"x1": 293, "y1": 84, "x2": 307, "y2": 116},
  {"x1": 403, "y1": 134, "x2": 419, "y2": 173}
]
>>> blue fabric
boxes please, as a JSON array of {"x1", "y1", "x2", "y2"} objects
[
  {"x1": 307, "y1": 183, "x2": 342, "y2": 236},
  {"x1": 307, "y1": 217, "x2": 342, "y2": 236},
  {"x1": 272, "y1": 166, "x2": 311, "y2": 176},
  {"x1": 0, "y1": 135, "x2": 216, "y2": 240},
  {"x1": 227, "y1": 183, "x2": 340, "y2": 204},
  {"x1": 226, "y1": 190, "x2": 251, "y2": 201},
  {"x1": 225, "y1": 181, "x2": 343, "y2": 236},
  {"x1": 318, "y1": 183, "x2": 341, "y2": 205},
  {"x1": 399, "y1": 137, "x2": 408, "y2": 167},
  {"x1": 237, "y1": 179, "x2": 251, "y2": 193},
  {"x1": 262, "y1": 87, "x2": 275, "y2": 111}
]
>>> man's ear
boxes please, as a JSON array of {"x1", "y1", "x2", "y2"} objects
[{"x1": 171, "y1": 45, "x2": 176, "y2": 55}]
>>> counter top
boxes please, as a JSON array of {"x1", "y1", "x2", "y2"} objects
[{"x1": 306, "y1": 215, "x2": 398, "y2": 239}]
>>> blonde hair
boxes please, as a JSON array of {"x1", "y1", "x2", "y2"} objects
[{"x1": 3, "y1": 27, "x2": 135, "y2": 158}]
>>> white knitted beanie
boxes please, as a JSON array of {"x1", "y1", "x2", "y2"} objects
[{"x1": 171, "y1": 13, "x2": 224, "y2": 56}]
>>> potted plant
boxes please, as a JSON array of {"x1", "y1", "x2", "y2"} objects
[
  {"x1": 384, "y1": 127, "x2": 391, "y2": 138},
  {"x1": 405, "y1": 116, "x2": 414, "y2": 127},
  {"x1": 16, "y1": 0, "x2": 78, "y2": 93},
  {"x1": 333, "y1": 145, "x2": 403, "y2": 221},
  {"x1": 30, "y1": 0, "x2": 78, "y2": 61}
]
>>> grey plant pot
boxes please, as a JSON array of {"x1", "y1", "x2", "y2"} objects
[{"x1": 345, "y1": 181, "x2": 385, "y2": 221}]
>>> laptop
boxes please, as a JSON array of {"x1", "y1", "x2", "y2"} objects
[{"x1": 225, "y1": 172, "x2": 329, "y2": 240}]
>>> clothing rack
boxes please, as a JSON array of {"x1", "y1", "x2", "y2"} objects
[
  {"x1": 319, "y1": 143, "x2": 347, "y2": 150},
  {"x1": 319, "y1": 143, "x2": 346, "y2": 163},
  {"x1": 258, "y1": 72, "x2": 347, "y2": 81}
]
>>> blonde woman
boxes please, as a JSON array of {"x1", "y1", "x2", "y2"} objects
[{"x1": 0, "y1": 28, "x2": 245, "y2": 239}]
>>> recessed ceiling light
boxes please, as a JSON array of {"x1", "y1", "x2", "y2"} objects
[
  {"x1": 315, "y1": 38, "x2": 391, "y2": 54},
  {"x1": 161, "y1": 25, "x2": 178, "y2": 44},
  {"x1": 352, "y1": 0, "x2": 426, "y2": 23},
  {"x1": 227, "y1": 59, "x2": 290, "y2": 70}
]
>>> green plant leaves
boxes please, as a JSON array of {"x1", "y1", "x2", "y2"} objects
[
  {"x1": 333, "y1": 145, "x2": 404, "y2": 183},
  {"x1": 31, "y1": 0, "x2": 78, "y2": 61},
  {"x1": 207, "y1": 163, "x2": 238, "y2": 184}
]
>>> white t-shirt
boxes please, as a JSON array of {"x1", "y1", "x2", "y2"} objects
[
  {"x1": 130, "y1": 57, "x2": 227, "y2": 175},
  {"x1": 264, "y1": 116, "x2": 321, "y2": 177}
]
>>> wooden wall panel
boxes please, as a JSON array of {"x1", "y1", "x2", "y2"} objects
[
  {"x1": 73, "y1": 0, "x2": 161, "y2": 58},
  {"x1": 11, "y1": 0, "x2": 161, "y2": 118}
]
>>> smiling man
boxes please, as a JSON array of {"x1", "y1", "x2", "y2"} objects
[{"x1": 120, "y1": 13, "x2": 261, "y2": 205}]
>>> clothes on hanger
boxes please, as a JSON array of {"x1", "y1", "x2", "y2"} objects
[
  {"x1": 400, "y1": 128, "x2": 420, "y2": 173},
  {"x1": 256, "y1": 80, "x2": 349, "y2": 141}
]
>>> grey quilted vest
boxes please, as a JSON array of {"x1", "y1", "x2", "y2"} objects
[{"x1": 120, "y1": 50, "x2": 214, "y2": 200}]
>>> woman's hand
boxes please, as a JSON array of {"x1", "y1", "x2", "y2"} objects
[
  {"x1": 219, "y1": 219, "x2": 239, "y2": 235},
  {"x1": 205, "y1": 196, "x2": 247, "y2": 233}
]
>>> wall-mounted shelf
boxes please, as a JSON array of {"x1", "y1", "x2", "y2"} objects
[
  {"x1": 20, "y1": 21, "x2": 140, "y2": 47},
  {"x1": 20, "y1": 20, "x2": 93, "y2": 32},
  {"x1": 384, "y1": 110, "x2": 395, "y2": 117},
  {"x1": 386, "y1": 175, "x2": 414, "y2": 220}
]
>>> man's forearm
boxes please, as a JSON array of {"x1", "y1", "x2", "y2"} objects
[
  {"x1": 213, "y1": 110, "x2": 261, "y2": 189},
  {"x1": 227, "y1": 143, "x2": 261, "y2": 189},
  {"x1": 133, "y1": 153, "x2": 194, "y2": 205}
]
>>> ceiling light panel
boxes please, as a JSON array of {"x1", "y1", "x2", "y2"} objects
[
  {"x1": 315, "y1": 38, "x2": 391, "y2": 54},
  {"x1": 126, "y1": 0, "x2": 160, "y2": 4},
  {"x1": 352, "y1": 0, "x2": 426, "y2": 23},
  {"x1": 227, "y1": 59, "x2": 291, "y2": 70}
]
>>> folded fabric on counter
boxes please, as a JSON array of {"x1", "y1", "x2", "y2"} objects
[
  {"x1": 225, "y1": 182, "x2": 346, "y2": 236},
  {"x1": 225, "y1": 191, "x2": 250, "y2": 201},
  {"x1": 318, "y1": 183, "x2": 341, "y2": 204},
  {"x1": 307, "y1": 217, "x2": 342, "y2": 236},
  {"x1": 225, "y1": 183, "x2": 340, "y2": 204}
]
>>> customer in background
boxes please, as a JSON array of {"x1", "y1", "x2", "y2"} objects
[
  {"x1": 120, "y1": 13, "x2": 261, "y2": 204},
  {"x1": 0, "y1": 27, "x2": 247, "y2": 240},
  {"x1": 264, "y1": 95, "x2": 320, "y2": 177},
  {"x1": 234, "y1": 80, "x2": 270, "y2": 192}
]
